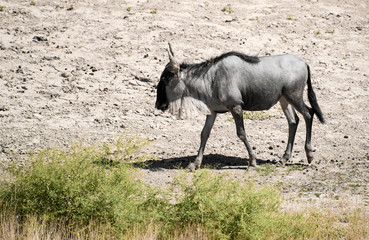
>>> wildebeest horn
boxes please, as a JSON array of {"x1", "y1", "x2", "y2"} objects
[
  {"x1": 167, "y1": 43, "x2": 179, "y2": 70},
  {"x1": 168, "y1": 42, "x2": 175, "y2": 58}
]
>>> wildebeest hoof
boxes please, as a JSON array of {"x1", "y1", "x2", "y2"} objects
[
  {"x1": 306, "y1": 151, "x2": 314, "y2": 164},
  {"x1": 249, "y1": 159, "x2": 257, "y2": 168},
  {"x1": 280, "y1": 157, "x2": 288, "y2": 166},
  {"x1": 186, "y1": 162, "x2": 197, "y2": 172},
  {"x1": 281, "y1": 153, "x2": 291, "y2": 166}
]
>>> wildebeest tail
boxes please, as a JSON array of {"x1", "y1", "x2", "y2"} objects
[{"x1": 307, "y1": 65, "x2": 325, "y2": 124}]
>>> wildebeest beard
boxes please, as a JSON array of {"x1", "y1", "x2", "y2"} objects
[{"x1": 165, "y1": 74, "x2": 211, "y2": 119}]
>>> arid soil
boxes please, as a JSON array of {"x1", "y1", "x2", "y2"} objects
[{"x1": 0, "y1": 0, "x2": 368, "y2": 214}]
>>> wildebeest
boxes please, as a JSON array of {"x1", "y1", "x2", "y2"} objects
[{"x1": 155, "y1": 43, "x2": 325, "y2": 171}]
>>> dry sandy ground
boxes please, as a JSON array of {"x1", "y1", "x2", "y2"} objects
[{"x1": 0, "y1": 0, "x2": 368, "y2": 214}]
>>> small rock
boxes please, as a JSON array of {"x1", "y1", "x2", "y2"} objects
[
  {"x1": 0, "y1": 106, "x2": 9, "y2": 111},
  {"x1": 16, "y1": 65, "x2": 23, "y2": 74},
  {"x1": 129, "y1": 80, "x2": 138, "y2": 86},
  {"x1": 344, "y1": 135, "x2": 349, "y2": 139},
  {"x1": 33, "y1": 36, "x2": 48, "y2": 42},
  {"x1": 43, "y1": 56, "x2": 60, "y2": 61},
  {"x1": 225, "y1": 18, "x2": 237, "y2": 23},
  {"x1": 61, "y1": 72, "x2": 71, "y2": 78}
]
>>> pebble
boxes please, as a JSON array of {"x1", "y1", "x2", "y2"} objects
[
  {"x1": 33, "y1": 36, "x2": 48, "y2": 42},
  {"x1": 61, "y1": 72, "x2": 71, "y2": 78}
]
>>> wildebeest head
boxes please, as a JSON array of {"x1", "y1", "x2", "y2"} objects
[{"x1": 155, "y1": 43, "x2": 180, "y2": 111}]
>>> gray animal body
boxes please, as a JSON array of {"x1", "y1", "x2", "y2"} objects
[{"x1": 155, "y1": 44, "x2": 325, "y2": 170}]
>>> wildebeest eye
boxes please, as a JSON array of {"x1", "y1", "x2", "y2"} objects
[
  {"x1": 161, "y1": 71, "x2": 175, "y2": 85},
  {"x1": 166, "y1": 72, "x2": 175, "y2": 78},
  {"x1": 165, "y1": 72, "x2": 175, "y2": 80}
]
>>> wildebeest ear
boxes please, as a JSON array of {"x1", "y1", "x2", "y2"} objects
[{"x1": 167, "y1": 42, "x2": 179, "y2": 72}]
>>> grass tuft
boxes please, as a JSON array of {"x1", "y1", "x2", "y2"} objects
[
  {"x1": 243, "y1": 111, "x2": 273, "y2": 120},
  {"x1": 222, "y1": 5, "x2": 233, "y2": 14},
  {"x1": 256, "y1": 164, "x2": 277, "y2": 176},
  {"x1": 287, "y1": 15, "x2": 294, "y2": 20}
]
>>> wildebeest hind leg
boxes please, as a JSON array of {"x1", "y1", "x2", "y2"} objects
[
  {"x1": 230, "y1": 105, "x2": 257, "y2": 167},
  {"x1": 289, "y1": 99, "x2": 315, "y2": 164},
  {"x1": 303, "y1": 107, "x2": 315, "y2": 163},
  {"x1": 279, "y1": 97, "x2": 299, "y2": 165},
  {"x1": 187, "y1": 113, "x2": 217, "y2": 171}
]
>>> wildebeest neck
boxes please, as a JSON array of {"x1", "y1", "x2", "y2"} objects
[{"x1": 180, "y1": 51, "x2": 259, "y2": 78}]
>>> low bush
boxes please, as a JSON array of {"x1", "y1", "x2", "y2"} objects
[
  {"x1": 0, "y1": 136, "x2": 367, "y2": 239},
  {"x1": 0, "y1": 135, "x2": 153, "y2": 230},
  {"x1": 162, "y1": 171, "x2": 281, "y2": 239}
]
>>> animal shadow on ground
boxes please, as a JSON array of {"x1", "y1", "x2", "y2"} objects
[{"x1": 133, "y1": 154, "x2": 304, "y2": 171}]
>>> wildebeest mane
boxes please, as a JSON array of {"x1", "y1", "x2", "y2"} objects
[{"x1": 180, "y1": 51, "x2": 260, "y2": 77}]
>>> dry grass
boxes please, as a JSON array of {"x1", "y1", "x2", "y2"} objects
[
  {"x1": 1, "y1": 200, "x2": 368, "y2": 239},
  {"x1": 282, "y1": 195, "x2": 369, "y2": 240},
  {"x1": 125, "y1": 224, "x2": 210, "y2": 240},
  {"x1": 1, "y1": 209, "x2": 367, "y2": 240},
  {"x1": 0, "y1": 212, "x2": 115, "y2": 240}
]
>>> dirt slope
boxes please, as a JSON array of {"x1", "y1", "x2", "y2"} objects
[{"x1": 0, "y1": 0, "x2": 368, "y2": 213}]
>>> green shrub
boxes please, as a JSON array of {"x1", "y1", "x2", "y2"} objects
[
  {"x1": 158, "y1": 170, "x2": 351, "y2": 240},
  {"x1": 162, "y1": 171, "x2": 281, "y2": 239},
  {"x1": 0, "y1": 136, "x2": 152, "y2": 230}
]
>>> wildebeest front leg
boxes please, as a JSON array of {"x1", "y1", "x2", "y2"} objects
[
  {"x1": 230, "y1": 105, "x2": 257, "y2": 167},
  {"x1": 187, "y1": 113, "x2": 217, "y2": 171}
]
